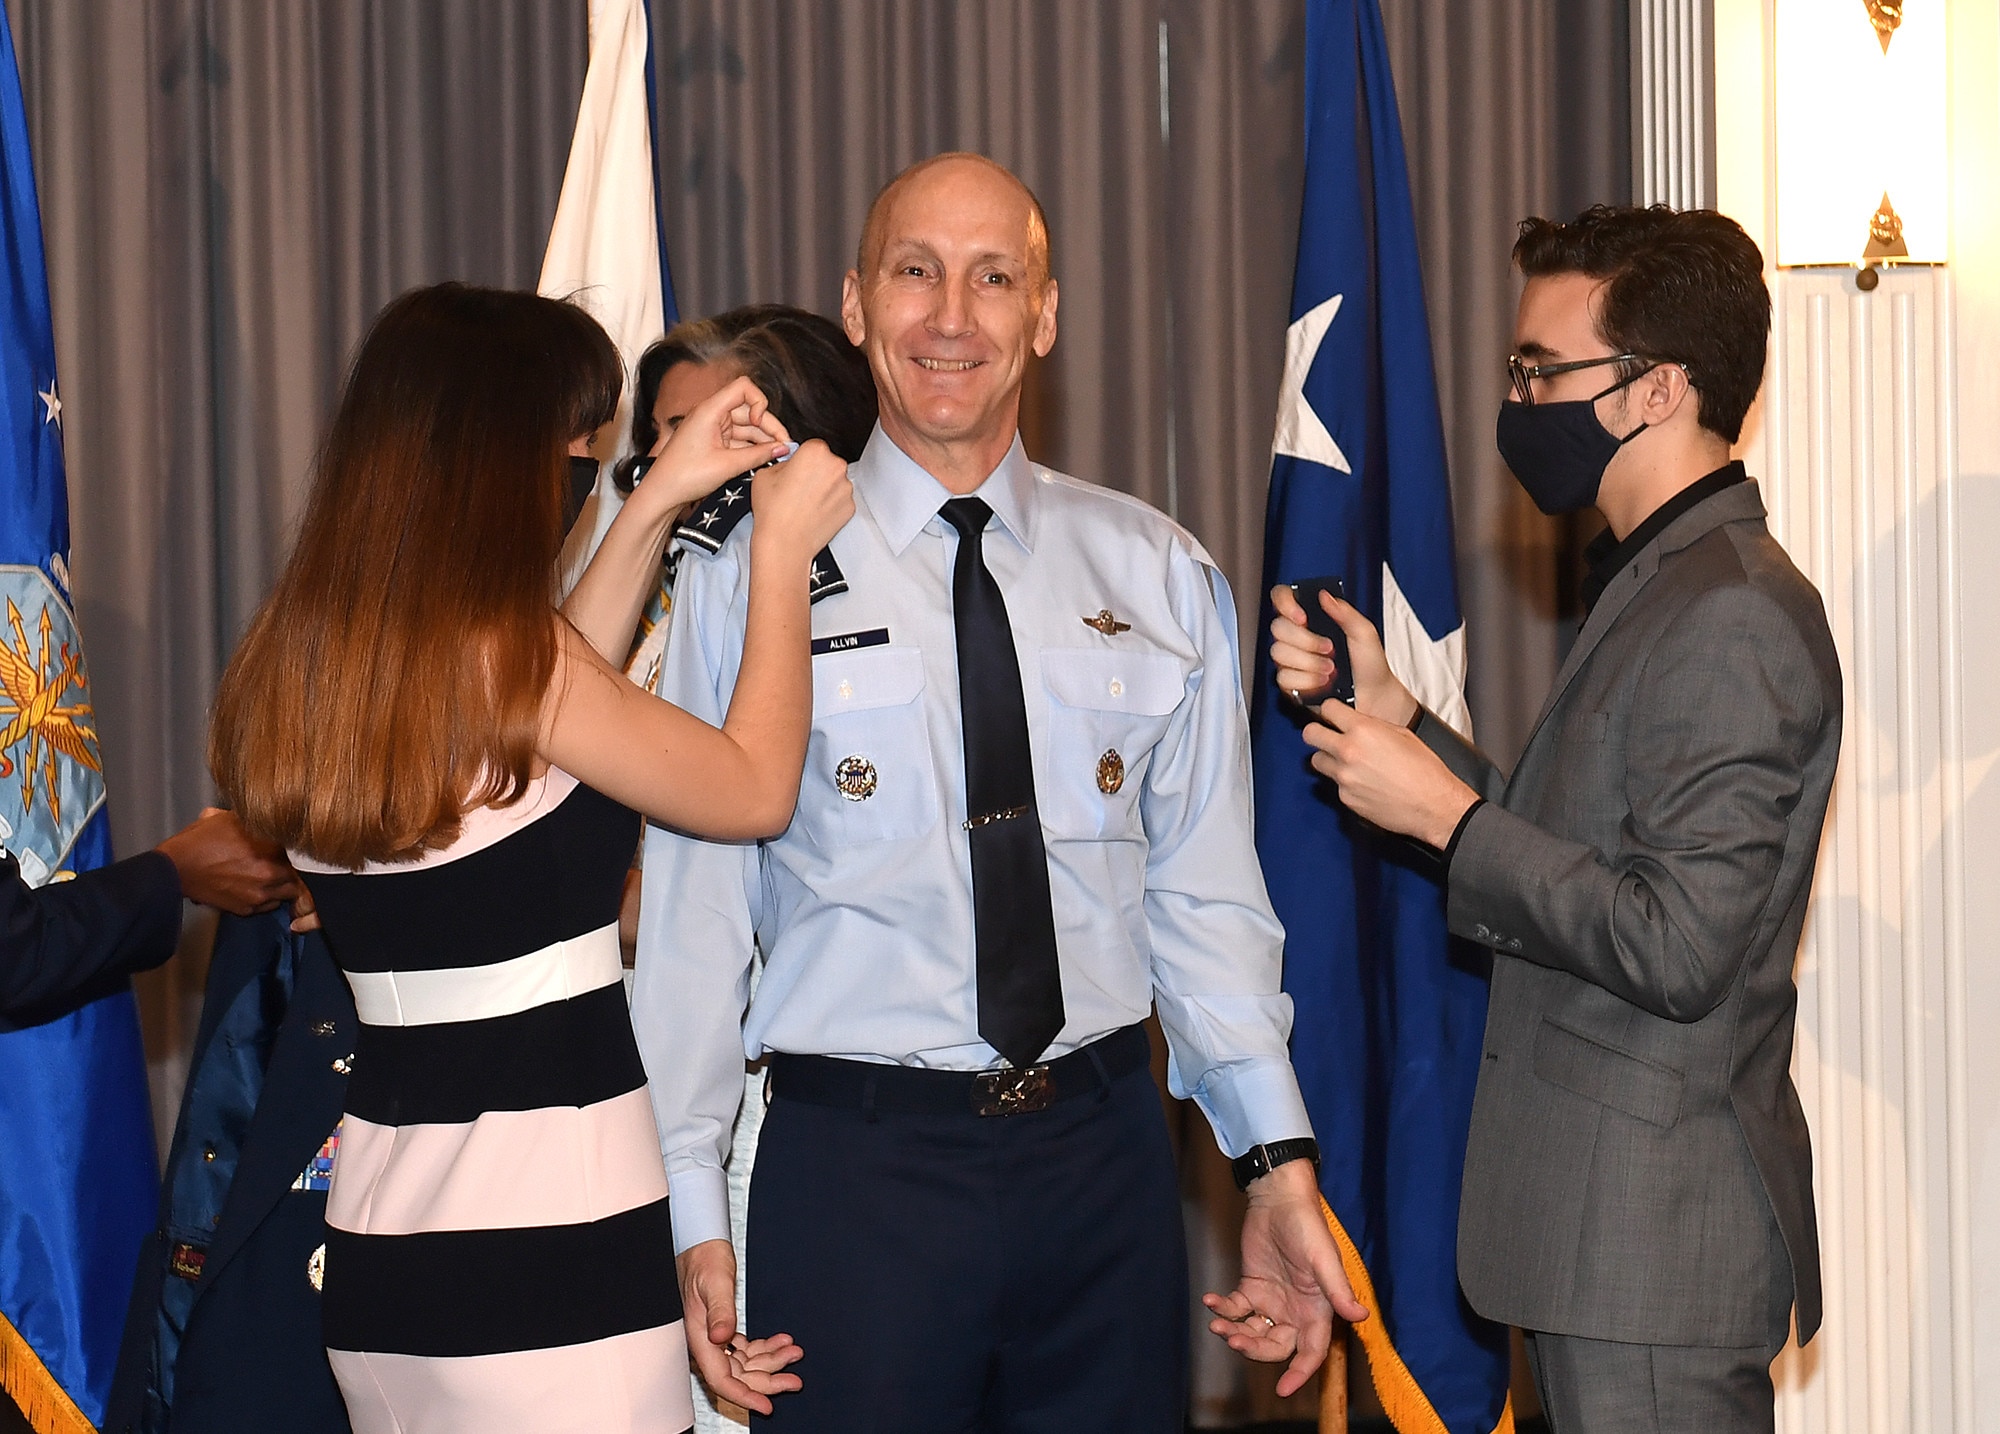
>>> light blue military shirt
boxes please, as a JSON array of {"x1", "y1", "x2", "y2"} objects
[{"x1": 633, "y1": 426, "x2": 1313, "y2": 1252}]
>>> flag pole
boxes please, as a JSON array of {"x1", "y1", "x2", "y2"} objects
[{"x1": 1319, "y1": 1334, "x2": 1348, "y2": 1433}]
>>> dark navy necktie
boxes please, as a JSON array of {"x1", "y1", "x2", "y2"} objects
[{"x1": 939, "y1": 497, "x2": 1064, "y2": 1069}]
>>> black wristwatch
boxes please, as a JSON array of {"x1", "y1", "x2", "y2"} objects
[{"x1": 1231, "y1": 1137, "x2": 1321, "y2": 1192}]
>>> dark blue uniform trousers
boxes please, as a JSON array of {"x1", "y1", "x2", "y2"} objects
[{"x1": 746, "y1": 1053, "x2": 1187, "y2": 1432}]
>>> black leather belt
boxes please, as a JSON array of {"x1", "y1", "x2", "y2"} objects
[{"x1": 768, "y1": 1023, "x2": 1150, "y2": 1118}]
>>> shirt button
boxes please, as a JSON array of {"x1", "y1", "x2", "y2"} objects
[
  {"x1": 1108, "y1": 679, "x2": 1124, "y2": 697},
  {"x1": 837, "y1": 679, "x2": 854, "y2": 700}
]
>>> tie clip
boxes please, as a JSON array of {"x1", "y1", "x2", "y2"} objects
[{"x1": 964, "y1": 804, "x2": 1028, "y2": 831}]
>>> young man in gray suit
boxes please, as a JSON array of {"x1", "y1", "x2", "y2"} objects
[{"x1": 1269, "y1": 206, "x2": 1839, "y2": 1433}]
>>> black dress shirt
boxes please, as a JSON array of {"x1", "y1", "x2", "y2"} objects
[{"x1": 1580, "y1": 460, "x2": 1748, "y2": 614}]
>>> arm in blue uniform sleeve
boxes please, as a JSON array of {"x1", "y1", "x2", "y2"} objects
[
  {"x1": 1142, "y1": 547, "x2": 1313, "y2": 1156},
  {"x1": 629, "y1": 538, "x2": 763, "y2": 1254},
  {"x1": 0, "y1": 848, "x2": 182, "y2": 1024}
]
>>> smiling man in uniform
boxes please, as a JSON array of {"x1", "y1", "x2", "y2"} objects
[{"x1": 634, "y1": 152, "x2": 1364, "y2": 1431}]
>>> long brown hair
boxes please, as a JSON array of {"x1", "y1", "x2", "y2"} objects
[{"x1": 210, "y1": 284, "x2": 621, "y2": 867}]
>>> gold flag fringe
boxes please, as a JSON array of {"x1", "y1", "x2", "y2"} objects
[
  {"x1": 1320, "y1": 1195, "x2": 1514, "y2": 1434},
  {"x1": 0, "y1": 1310, "x2": 96, "y2": 1434}
]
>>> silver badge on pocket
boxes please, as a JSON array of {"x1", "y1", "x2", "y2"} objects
[
  {"x1": 1096, "y1": 749, "x2": 1125, "y2": 795},
  {"x1": 835, "y1": 755, "x2": 878, "y2": 801}
]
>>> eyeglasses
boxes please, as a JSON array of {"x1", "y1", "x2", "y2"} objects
[{"x1": 1506, "y1": 352, "x2": 1645, "y2": 406}]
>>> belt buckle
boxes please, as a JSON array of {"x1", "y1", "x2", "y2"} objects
[{"x1": 973, "y1": 1065, "x2": 1053, "y2": 1117}]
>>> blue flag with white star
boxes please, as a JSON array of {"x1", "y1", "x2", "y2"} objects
[
  {"x1": 0, "y1": 5, "x2": 160, "y2": 1428},
  {"x1": 1249, "y1": 1, "x2": 1510, "y2": 1430}
]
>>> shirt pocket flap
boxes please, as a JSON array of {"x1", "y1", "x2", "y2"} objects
[
  {"x1": 1041, "y1": 649, "x2": 1183, "y2": 717},
  {"x1": 814, "y1": 646, "x2": 926, "y2": 714},
  {"x1": 1532, "y1": 1017, "x2": 1685, "y2": 1129}
]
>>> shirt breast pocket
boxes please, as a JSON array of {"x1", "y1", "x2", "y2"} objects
[
  {"x1": 797, "y1": 646, "x2": 939, "y2": 846},
  {"x1": 1039, "y1": 648, "x2": 1185, "y2": 839}
]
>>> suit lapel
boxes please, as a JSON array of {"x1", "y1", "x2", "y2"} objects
[
  {"x1": 197, "y1": 933, "x2": 353, "y2": 1290},
  {"x1": 1510, "y1": 482, "x2": 1768, "y2": 782}
]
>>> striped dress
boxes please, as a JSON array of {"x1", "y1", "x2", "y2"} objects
[{"x1": 294, "y1": 770, "x2": 693, "y2": 1434}]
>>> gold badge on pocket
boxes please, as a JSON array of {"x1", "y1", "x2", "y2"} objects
[
  {"x1": 1096, "y1": 749, "x2": 1125, "y2": 795},
  {"x1": 835, "y1": 755, "x2": 878, "y2": 801},
  {"x1": 1082, "y1": 609, "x2": 1132, "y2": 636}
]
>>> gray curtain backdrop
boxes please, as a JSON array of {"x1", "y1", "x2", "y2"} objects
[
  {"x1": 7, "y1": 1, "x2": 1624, "y2": 1423},
  {"x1": 1382, "y1": 0, "x2": 1629, "y2": 766},
  {"x1": 648, "y1": 0, "x2": 1308, "y2": 692},
  {"x1": 8, "y1": 0, "x2": 587, "y2": 1138}
]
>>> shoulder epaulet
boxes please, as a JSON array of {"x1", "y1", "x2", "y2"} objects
[
  {"x1": 674, "y1": 476, "x2": 755, "y2": 554},
  {"x1": 672, "y1": 475, "x2": 848, "y2": 604}
]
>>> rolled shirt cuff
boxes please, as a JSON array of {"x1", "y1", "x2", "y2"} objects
[
  {"x1": 667, "y1": 1165, "x2": 732, "y2": 1255},
  {"x1": 1197, "y1": 1057, "x2": 1316, "y2": 1158}
]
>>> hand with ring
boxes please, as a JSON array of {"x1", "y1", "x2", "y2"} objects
[{"x1": 723, "y1": 1333, "x2": 802, "y2": 1381}]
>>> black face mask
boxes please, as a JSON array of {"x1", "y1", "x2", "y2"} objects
[
  {"x1": 1494, "y1": 371, "x2": 1651, "y2": 515},
  {"x1": 566, "y1": 455, "x2": 600, "y2": 528}
]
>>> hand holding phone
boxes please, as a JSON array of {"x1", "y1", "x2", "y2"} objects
[{"x1": 1286, "y1": 576, "x2": 1355, "y2": 705}]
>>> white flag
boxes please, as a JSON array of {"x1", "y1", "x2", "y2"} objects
[{"x1": 541, "y1": 0, "x2": 670, "y2": 587}]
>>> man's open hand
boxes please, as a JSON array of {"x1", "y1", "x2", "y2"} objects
[
  {"x1": 676, "y1": 1238, "x2": 802, "y2": 1415},
  {"x1": 1202, "y1": 1160, "x2": 1369, "y2": 1398}
]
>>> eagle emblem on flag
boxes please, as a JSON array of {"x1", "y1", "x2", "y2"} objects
[{"x1": 0, "y1": 562, "x2": 104, "y2": 886}]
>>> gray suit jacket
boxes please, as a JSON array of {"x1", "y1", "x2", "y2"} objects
[{"x1": 1418, "y1": 480, "x2": 1838, "y2": 1347}]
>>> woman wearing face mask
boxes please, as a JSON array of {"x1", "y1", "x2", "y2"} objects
[
  {"x1": 208, "y1": 284, "x2": 850, "y2": 1433},
  {"x1": 618, "y1": 306, "x2": 877, "y2": 689}
]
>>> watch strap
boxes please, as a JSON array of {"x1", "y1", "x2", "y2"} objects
[{"x1": 1230, "y1": 1137, "x2": 1321, "y2": 1191}]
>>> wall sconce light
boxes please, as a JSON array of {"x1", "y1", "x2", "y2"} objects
[{"x1": 1774, "y1": 0, "x2": 1947, "y2": 285}]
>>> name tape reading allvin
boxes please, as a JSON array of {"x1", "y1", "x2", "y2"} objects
[{"x1": 811, "y1": 628, "x2": 891, "y2": 656}]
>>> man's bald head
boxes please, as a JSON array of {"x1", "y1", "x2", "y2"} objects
[
  {"x1": 840, "y1": 150, "x2": 1060, "y2": 490},
  {"x1": 856, "y1": 153, "x2": 1051, "y2": 287}
]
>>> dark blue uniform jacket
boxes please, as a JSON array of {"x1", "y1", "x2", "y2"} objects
[
  {"x1": 0, "y1": 849, "x2": 180, "y2": 1028},
  {"x1": 103, "y1": 911, "x2": 354, "y2": 1434}
]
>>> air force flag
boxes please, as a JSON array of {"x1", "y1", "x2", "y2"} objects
[
  {"x1": 0, "y1": 6, "x2": 160, "y2": 1430},
  {"x1": 1250, "y1": 1, "x2": 1511, "y2": 1431}
]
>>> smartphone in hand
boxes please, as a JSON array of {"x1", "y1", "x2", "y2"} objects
[{"x1": 1287, "y1": 576, "x2": 1355, "y2": 705}]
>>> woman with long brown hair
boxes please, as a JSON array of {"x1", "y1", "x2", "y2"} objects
[{"x1": 209, "y1": 283, "x2": 848, "y2": 1433}]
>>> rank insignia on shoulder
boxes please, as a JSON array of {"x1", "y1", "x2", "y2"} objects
[
  {"x1": 807, "y1": 548, "x2": 849, "y2": 603},
  {"x1": 673, "y1": 477, "x2": 848, "y2": 604},
  {"x1": 674, "y1": 478, "x2": 755, "y2": 554},
  {"x1": 1082, "y1": 609, "x2": 1131, "y2": 636}
]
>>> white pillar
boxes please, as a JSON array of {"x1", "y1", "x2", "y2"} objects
[
  {"x1": 1710, "y1": 2, "x2": 2000, "y2": 1430},
  {"x1": 1630, "y1": 0, "x2": 1715, "y2": 208}
]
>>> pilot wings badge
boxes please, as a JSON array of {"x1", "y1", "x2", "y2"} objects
[{"x1": 0, "y1": 565, "x2": 104, "y2": 885}]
